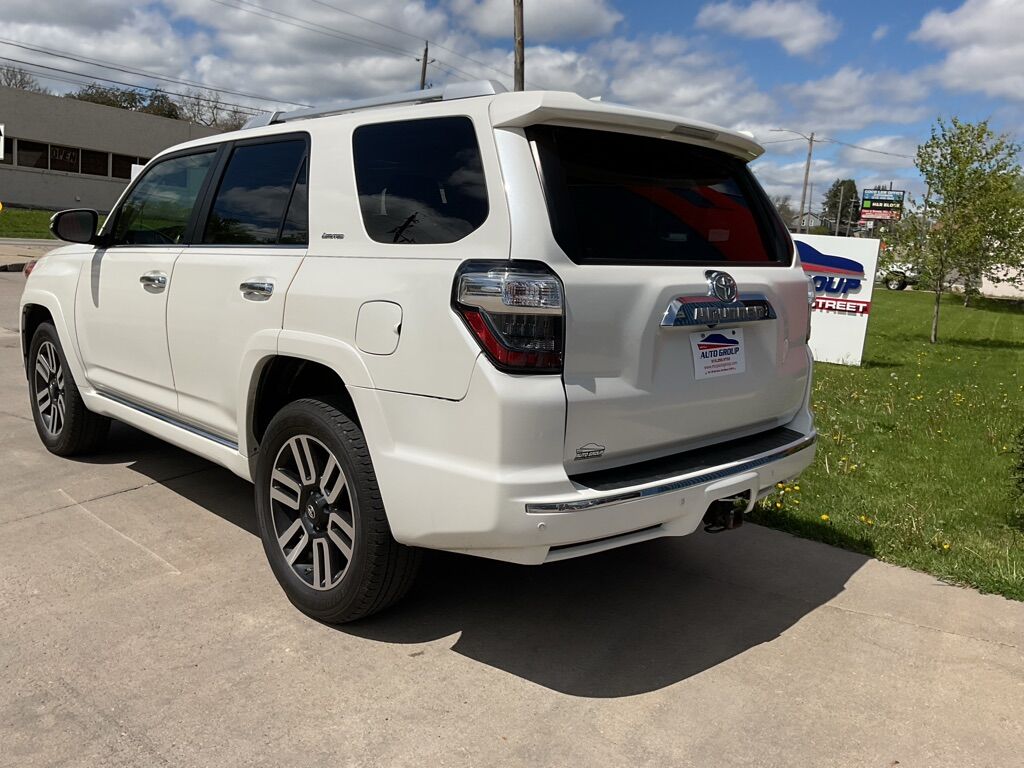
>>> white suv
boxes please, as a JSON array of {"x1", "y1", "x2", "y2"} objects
[{"x1": 21, "y1": 82, "x2": 816, "y2": 622}]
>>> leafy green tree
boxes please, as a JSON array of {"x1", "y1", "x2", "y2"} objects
[
  {"x1": 915, "y1": 117, "x2": 1024, "y2": 342},
  {"x1": 821, "y1": 179, "x2": 859, "y2": 235}
]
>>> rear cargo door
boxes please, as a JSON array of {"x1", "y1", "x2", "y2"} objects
[{"x1": 526, "y1": 126, "x2": 811, "y2": 468}]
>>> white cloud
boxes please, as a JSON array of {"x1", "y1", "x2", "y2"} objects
[
  {"x1": 695, "y1": 0, "x2": 838, "y2": 56},
  {"x1": 448, "y1": 0, "x2": 622, "y2": 42},
  {"x1": 871, "y1": 24, "x2": 888, "y2": 42},
  {"x1": 785, "y1": 66, "x2": 929, "y2": 132},
  {"x1": 913, "y1": 0, "x2": 1024, "y2": 102}
]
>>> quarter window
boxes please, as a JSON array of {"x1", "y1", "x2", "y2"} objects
[
  {"x1": 202, "y1": 139, "x2": 308, "y2": 245},
  {"x1": 353, "y1": 116, "x2": 488, "y2": 244},
  {"x1": 110, "y1": 152, "x2": 216, "y2": 246}
]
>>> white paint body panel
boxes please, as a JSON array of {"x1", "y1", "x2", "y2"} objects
[
  {"x1": 167, "y1": 247, "x2": 305, "y2": 440},
  {"x1": 20, "y1": 89, "x2": 817, "y2": 564}
]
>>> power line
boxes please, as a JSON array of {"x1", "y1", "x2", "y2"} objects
[
  {"x1": 0, "y1": 38, "x2": 309, "y2": 107},
  {"x1": 208, "y1": 0, "x2": 485, "y2": 85},
  {"x1": 0, "y1": 55, "x2": 261, "y2": 115},
  {"x1": 300, "y1": 0, "x2": 534, "y2": 87},
  {"x1": 822, "y1": 136, "x2": 915, "y2": 159}
]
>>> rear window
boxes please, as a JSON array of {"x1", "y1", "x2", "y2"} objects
[{"x1": 528, "y1": 126, "x2": 791, "y2": 266}]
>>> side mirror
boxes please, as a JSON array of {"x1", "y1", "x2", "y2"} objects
[{"x1": 50, "y1": 209, "x2": 100, "y2": 244}]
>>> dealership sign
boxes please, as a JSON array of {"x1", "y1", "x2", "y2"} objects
[
  {"x1": 860, "y1": 189, "x2": 905, "y2": 220},
  {"x1": 794, "y1": 234, "x2": 880, "y2": 366}
]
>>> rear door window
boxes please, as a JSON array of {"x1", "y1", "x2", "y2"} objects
[
  {"x1": 202, "y1": 138, "x2": 308, "y2": 245},
  {"x1": 353, "y1": 116, "x2": 488, "y2": 244},
  {"x1": 528, "y1": 125, "x2": 791, "y2": 266}
]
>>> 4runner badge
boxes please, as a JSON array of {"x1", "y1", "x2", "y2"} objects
[{"x1": 575, "y1": 443, "x2": 606, "y2": 460}]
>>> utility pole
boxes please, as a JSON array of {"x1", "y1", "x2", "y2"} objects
[
  {"x1": 513, "y1": 0, "x2": 525, "y2": 91},
  {"x1": 799, "y1": 132, "x2": 815, "y2": 233},
  {"x1": 834, "y1": 183, "x2": 845, "y2": 236},
  {"x1": 419, "y1": 41, "x2": 429, "y2": 90},
  {"x1": 770, "y1": 128, "x2": 816, "y2": 233}
]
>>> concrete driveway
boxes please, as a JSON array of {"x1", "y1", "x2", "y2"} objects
[{"x1": 1, "y1": 271, "x2": 1022, "y2": 767}]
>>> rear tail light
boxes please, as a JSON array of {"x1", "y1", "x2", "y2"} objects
[
  {"x1": 453, "y1": 261, "x2": 564, "y2": 373},
  {"x1": 23, "y1": 259, "x2": 38, "y2": 278}
]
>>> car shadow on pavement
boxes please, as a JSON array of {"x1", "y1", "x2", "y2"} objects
[
  {"x1": 88, "y1": 422, "x2": 869, "y2": 699},
  {"x1": 346, "y1": 533, "x2": 867, "y2": 698}
]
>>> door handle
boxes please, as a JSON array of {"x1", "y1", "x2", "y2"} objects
[
  {"x1": 139, "y1": 271, "x2": 168, "y2": 292},
  {"x1": 240, "y1": 279, "x2": 274, "y2": 301}
]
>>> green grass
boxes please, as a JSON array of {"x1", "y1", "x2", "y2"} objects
[
  {"x1": 0, "y1": 207, "x2": 57, "y2": 239},
  {"x1": 751, "y1": 290, "x2": 1024, "y2": 600}
]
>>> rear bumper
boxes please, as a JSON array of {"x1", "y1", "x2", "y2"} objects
[{"x1": 350, "y1": 356, "x2": 816, "y2": 565}]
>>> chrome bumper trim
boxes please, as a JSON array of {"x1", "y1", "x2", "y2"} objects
[{"x1": 526, "y1": 431, "x2": 816, "y2": 514}]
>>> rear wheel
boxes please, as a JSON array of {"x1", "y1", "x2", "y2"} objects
[
  {"x1": 28, "y1": 323, "x2": 109, "y2": 456},
  {"x1": 255, "y1": 398, "x2": 420, "y2": 623}
]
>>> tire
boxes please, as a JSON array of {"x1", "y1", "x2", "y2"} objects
[
  {"x1": 255, "y1": 398, "x2": 420, "y2": 624},
  {"x1": 886, "y1": 276, "x2": 907, "y2": 291},
  {"x1": 28, "y1": 322, "x2": 110, "y2": 456}
]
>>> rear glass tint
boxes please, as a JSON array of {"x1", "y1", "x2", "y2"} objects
[
  {"x1": 353, "y1": 116, "x2": 488, "y2": 244},
  {"x1": 528, "y1": 126, "x2": 790, "y2": 266}
]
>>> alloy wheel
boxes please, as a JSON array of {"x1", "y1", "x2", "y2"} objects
[
  {"x1": 269, "y1": 434, "x2": 356, "y2": 590},
  {"x1": 33, "y1": 341, "x2": 66, "y2": 436}
]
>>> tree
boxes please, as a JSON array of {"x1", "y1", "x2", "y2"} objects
[
  {"x1": 770, "y1": 195, "x2": 798, "y2": 229},
  {"x1": 66, "y1": 84, "x2": 181, "y2": 119},
  {"x1": 177, "y1": 89, "x2": 248, "y2": 131},
  {"x1": 821, "y1": 179, "x2": 859, "y2": 235},
  {"x1": 915, "y1": 117, "x2": 1024, "y2": 342},
  {"x1": 0, "y1": 66, "x2": 49, "y2": 93}
]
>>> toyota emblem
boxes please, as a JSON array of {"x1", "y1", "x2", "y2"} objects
[{"x1": 705, "y1": 270, "x2": 738, "y2": 303}]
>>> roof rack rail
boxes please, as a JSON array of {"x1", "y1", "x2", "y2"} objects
[{"x1": 243, "y1": 80, "x2": 508, "y2": 129}]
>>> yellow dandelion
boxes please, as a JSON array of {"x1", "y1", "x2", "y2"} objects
[
  {"x1": 820, "y1": 514, "x2": 830, "y2": 522},
  {"x1": 942, "y1": 542, "x2": 950, "y2": 550}
]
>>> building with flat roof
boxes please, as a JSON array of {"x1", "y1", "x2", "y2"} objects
[{"x1": 0, "y1": 87, "x2": 220, "y2": 212}]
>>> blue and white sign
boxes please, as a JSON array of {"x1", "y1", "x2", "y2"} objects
[{"x1": 794, "y1": 234, "x2": 880, "y2": 366}]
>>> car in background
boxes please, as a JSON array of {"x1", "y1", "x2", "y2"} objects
[{"x1": 878, "y1": 262, "x2": 920, "y2": 291}]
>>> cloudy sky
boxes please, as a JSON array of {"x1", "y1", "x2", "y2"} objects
[{"x1": 2, "y1": 0, "x2": 1021, "y2": 206}]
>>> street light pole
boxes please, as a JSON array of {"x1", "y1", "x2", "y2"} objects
[{"x1": 771, "y1": 128, "x2": 816, "y2": 233}]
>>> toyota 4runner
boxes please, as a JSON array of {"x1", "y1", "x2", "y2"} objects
[{"x1": 21, "y1": 81, "x2": 816, "y2": 622}]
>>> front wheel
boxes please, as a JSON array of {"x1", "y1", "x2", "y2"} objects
[
  {"x1": 28, "y1": 322, "x2": 110, "y2": 456},
  {"x1": 254, "y1": 398, "x2": 420, "y2": 623},
  {"x1": 885, "y1": 276, "x2": 908, "y2": 291}
]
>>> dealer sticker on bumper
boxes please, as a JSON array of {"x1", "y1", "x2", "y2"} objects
[{"x1": 690, "y1": 329, "x2": 745, "y2": 379}]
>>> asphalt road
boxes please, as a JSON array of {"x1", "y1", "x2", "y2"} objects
[{"x1": 1, "y1": 270, "x2": 1022, "y2": 767}]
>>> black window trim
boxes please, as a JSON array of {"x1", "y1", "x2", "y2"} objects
[
  {"x1": 192, "y1": 131, "x2": 311, "y2": 250},
  {"x1": 102, "y1": 145, "x2": 224, "y2": 249},
  {"x1": 351, "y1": 113, "x2": 490, "y2": 246}
]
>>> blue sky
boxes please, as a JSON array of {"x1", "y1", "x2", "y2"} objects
[{"x1": 3, "y1": 0, "x2": 1021, "y2": 205}]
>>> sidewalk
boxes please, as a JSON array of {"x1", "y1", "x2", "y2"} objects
[{"x1": 0, "y1": 237, "x2": 56, "y2": 270}]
